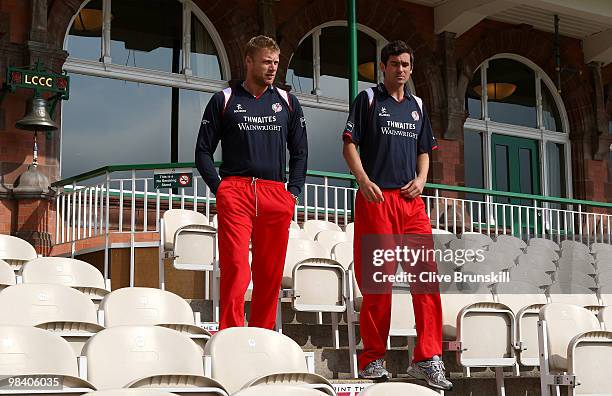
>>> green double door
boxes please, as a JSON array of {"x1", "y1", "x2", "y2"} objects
[{"x1": 491, "y1": 134, "x2": 541, "y2": 234}]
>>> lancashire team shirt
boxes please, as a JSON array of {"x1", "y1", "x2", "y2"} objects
[
  {"x1": 342, "y1": 83, "x2": 437, "y2": 189},
  {"x1": 195, "y1": 82, "x2": 308, "y2": 196}
]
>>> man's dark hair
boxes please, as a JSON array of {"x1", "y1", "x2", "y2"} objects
[{"x1": 381, "y1": 40, "x2": 414, "y2": 67}]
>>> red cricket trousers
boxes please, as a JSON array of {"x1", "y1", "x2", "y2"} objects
[
  {"x1": 215, "y1": 176, "x2": 295, "y2": 330},
  {"x1": 354, "y1": 190, "x2": 443, "y2": 370}
]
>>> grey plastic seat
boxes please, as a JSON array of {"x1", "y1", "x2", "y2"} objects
[
  {"x1": 0, "y1": 234, "x2": 37, "y2": 271},
  {"x1": 84, "y1": 326, "x2": 226, "y2": 394},
  {"x1": 302, "y1": 220, "x2": 341, "y2": 240},
  {"x1": 495, "y1": 234, "x2": 527, "y2": 250},
  {"x1": 359, "y1": 382, "x2": 441, "y2": 395},
  {"x1": 528, "y1": 237, "x2": 559, "y2": 252},
  {"x1": 203, "y1": 327, "x2": 334, "y2": 395},
  {"x1": 524, "y1": 244, "x2": 559, "y2": 262},
  {"x1": 547, "y1": 282, "x2": 601, "y2": 307},
  {"x1": 99, "y1": 287, "x2": 211, "y2": 353},
  {"x1": 0, "y1": 283, "x2": 102, "y2": 355},
  {"x1": 538, "y1": 303, "x2": 612, "y2": 396},
  {"x1": 21, "y1": 257, "x2": 109, "y2": 302},
  {"x1": 0, "y1": 325, "x2": 94, "y2": 393}
]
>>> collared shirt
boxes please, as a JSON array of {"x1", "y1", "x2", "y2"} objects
[
  {"x1": 195, "y1": 82, "x2": 308, "y2": 196},
  {"x1": 342, "y1": 83, "x2": 438, "y2": 189}
]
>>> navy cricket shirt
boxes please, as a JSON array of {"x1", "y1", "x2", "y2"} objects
[
  {"x1": 195, "y1": 82, "x2": 308, "y2": 196},
  {"x1": 342, "y1": 83, "x2": 437, "y2": 189}
]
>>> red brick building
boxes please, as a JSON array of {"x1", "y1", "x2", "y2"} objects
[{"x1": 1, "y1": 0, "x2": 611, "y2": 256}]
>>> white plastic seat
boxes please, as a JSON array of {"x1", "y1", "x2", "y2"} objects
[
  {"x1": 289, "y1": 228, "x2": 308, "y2": 239},
  {"x1": 591, "y1": 242, "x2": 612, "y2": 255},
  {"x1": 203, "y1": 327, "x2": 334, "y2": 395},
  {"x1": 554, "y1": 270, "x2": 597, "y2": 289},
  {"x1": 21, "y1": 257, "x2": 109, "y2": 302},
  {"x1": 597, "y1": 269, "x2": 612, "y2": 287},
  {"x1": 232, "y1": 386, "x2": 324, "y2": 396},
  {"x1": 560, "y1": 240, "x2": 590, "y2": 256},
  {"x1": 302, "y1": 220, "x2": 341, "y2": 240},
  {"x1": 0, "y1": 283, "x2": 103, "y2": 355},
  {"x1": 289, "y1": 220, "x2": 301, "y2": 230},
  {"x1": 493, "y1": 281, "x2": 548, "y2": 367},
  {"x1": 159, "y1": 209, "x2": 217, "y2": 321},
  {"x1": 595, "y1": 252, "x2": 612, "y2": 271},
  {"x1": 557, "y1": 254, "x2": 596, "y2": 275},
  {"x1": 210, "y1": 214, "x2": 218, "y2": 228},
  {"x1": 0, "y1": 325, "x2": 94, "y2": 394},
  {"x1": 600, "y1": 306, "x2": 612, "y2": 330},
  {"x1": 431, "y1": 229, "x2": 458, "y2": 249},
  {"x1": 344, "y1": 222, "x2": 354, "y2": 241},
  {"x1": 538, "y1": 303, "x2": 612, "y2": 396},
  {"x1": 99, "y1": 287, "x2": 211, "y2": 352},
  {"x1": 495, "y1": 234, "x2": 527, "y2": 250},
  {"x1": 0, "y1": 234, "x2": 37, "y2": 271},
  {"x1": 547, "y1": 282, "x2": 601, "y2": 307},
  {"x1": 315, "y1": 230, "x2": 348, "y2": 258},
  {"x1": 440, "y1": 283, "x2": 516, "y2": 381},
  {"x1": 330, "y1": 241, "x2": 352, "y2": 269},
  {"x1": 0, "y1": 259, "x2": 15, "y2": 290},
  {"x1": 460, "y1": 231, "x2": 494, "y2": 246},
  {"x1": 84, "y1": 326, "x2": 226, "y2": 394},
  {"x1": 360, "y1": 382, "x2": 440, "y2": 395}
]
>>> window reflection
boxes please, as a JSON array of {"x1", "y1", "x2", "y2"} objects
[
  {"x1": 66, "y1": 0, "x2": 103, "y2": 60},
  {"x1": 466, "y1": 69, "x2": 482, "y2": 119},
  {"x1": 188, "y1": 14, "x2": 222, "y2": 80},
  {"x1": 179, "y1": 90, "x2": 215, "y2": 162},
  {"x1": 61, "y1": 74, "x2": 172, "y2": 178},
  {"x1": 299, "y1": 107, "x2": 350, "y2": 174},
  {"x1": 486, "y1": 59, "x2": 537, "y2": 128},
  {"x1": 547, "y1": 142, "x2": 566, "y2": 197},
  {"x1": 287, "y1": 35, "x2": 314, "y2": 95},
  {"x1": 110, "y1": 0, "x2": 182, "y2": 73}
]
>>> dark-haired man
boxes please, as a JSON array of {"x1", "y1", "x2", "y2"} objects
[
  {"x1": 196, "y1": 35, "x2": 307, "y2": 330},
  {"x1": 342, "y1": 40, "x2": 452, "y2": 390}
]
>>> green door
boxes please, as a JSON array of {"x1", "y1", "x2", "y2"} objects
[{"x1": 491, "y1": 134, "x2": 541, "y2": 235}]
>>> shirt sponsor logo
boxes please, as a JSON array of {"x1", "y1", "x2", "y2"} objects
[
  {"x1": 412, "y1": 110, "x2": 420, "y2": 121},
  {"x1": 201, "y1": 119, "x2": 210, "y2": 125},
  {"x1": 234, "y1": 103, "x2": 246, "y2": 113},
  {"x1": 378, "y1": 106, "x2": 390, "y2": 117},
  {"x1": 345, "y1": 121, "x2": 354, "y2": 133},
  {"x1": 272, "y1": 102, "x2": 283, "y2": 113},
  {"x1": 381, "y1": 120, "x2": 418, "y2": 138}
]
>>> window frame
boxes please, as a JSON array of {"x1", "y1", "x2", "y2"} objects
[{"x1": 464, "y1": 53, "x2": 573, "y2": 199}]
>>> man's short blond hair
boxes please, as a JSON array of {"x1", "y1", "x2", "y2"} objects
[{"x1": 245, "y1": 35, "x2": 280, "y2": 58}]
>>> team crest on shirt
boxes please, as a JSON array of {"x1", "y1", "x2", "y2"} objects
[
  {"x1": 272, "y1": 103, "x2": 283, "y2": 113},
  {"x1": 411, "y1": 110, "x2": 420, "y2": 121},
  {"x1": 234, "y1": 104, "x2": 246, "y2": 113},
  {"x1": 378, "y1": 107, "x2": 390, "y2": 117}
]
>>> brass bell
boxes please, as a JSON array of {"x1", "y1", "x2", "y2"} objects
[{"x1": 15, "y1": 97, "x2": 58, "y2": 131}]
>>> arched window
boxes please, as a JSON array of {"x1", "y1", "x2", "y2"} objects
[
  {"x1": 60, "y1": 0, "x2": 228, "y2": 178},
  {"x1": 286, "y1": 22, "x2": 415, "y2": 102},
  {"x1": 463, "y1": 55, "x2": 571, "y2": 204}
]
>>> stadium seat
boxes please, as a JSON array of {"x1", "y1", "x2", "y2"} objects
[
  {"x1": 560, "y1": 240, "x2": 590, "y2": 256},
  {"x1": 553, "y1": 270, "x2": 597, "y2": 289},
  {"x1": 359, "y1": 382, "x2": 441, "y2": 395},
  {"x1": 557, "y1": 254, "x2": 596, "y2": 275},
  {"x1": 597, "y1": 269, "x2": 612, "y2": 287},
  {"x1": 0, "y1": 259, "x2": 15, "y2": 290},
  {"x1": 495, "y1": 234, "x2": 527, "y2": 250},
  {"x1": 289, "y1": 228, "x2": 308, "y2": 239},
  {"x1": 302, "y1": 220, "x2": 342, "y2": 240},
  {"x1": 98, "y1": 287, "x2": 211, "y2": 353},
  {"x1": 344, "y1": 222, "x2": 354, "y2": 241},
  {"x1": 345, "y1": 263, "x2": 417, "y2": 378},
  {"x1": 524, "y1": 244, "x2": 559, "y2": 262},
  {"x1": 547, "y1": 282, "x2": 601, "y2": 307},
  {"x1": 315, "y1": 230, "x2": 348, "y2": 257},
  {"x1": 485, "y1": 242, "x2": 523, "y2": 262},
  {"x1": 440, "y1": 282, "x2": 516, "y2": 386},
  {"x1": 0, "y1": 283, "x2": 102, "y2": 355},
  {"x1": 203, "y1": 327, "x2": 334, "y2": 395},
  {"x1": 210, "y1": 214, "x2": 218, "y2": 228},
  {"x1": 330, "y1": 241, "x2": 352, "y2": 269},
  {"x1": 0, "y1": 234, "x2": 37, "y2": 271},
  {"x1": 528, "y1": 237, "x2": 559, "y2": 252},
  {"x1": 507, "y1": 264, "x2": 552, "y2": 287},
  {"x1": 595, "y1": 252, "x2": 612, "y2": 271},
  {"x1": 538, "y1": 303, "x2": 612, "y2": 396},
  {"x1": 84, "y1": 326, "x2": 226, "y2": 393},
  {"x1": 600, "y1": 306, "x2": 612, "y2": 330},
  {"x1": 591, "y1": 242, "x2": 612, "y2": 255},
  {"x1": 21, "y1": 257, "x2": 109, "y2": 303},
  {"x1": 517, "y1": 253, "x2": 557, "y2": 273},
  {"x1": 431, "y1": 228, "x2": 457, "y2": 248},
  {"x1": 290, "y1": 220, "x2": 301, "y2": 230},
  {"x1": 158, "y1": 209, "x2": 217, "y2": 320},
  {"x1": 460, "y1": 231, "x2": 494, "y2": 246},
  {"x1": 493, "y1": 281, "x2": 547, "y2": 367},
  {"x1": 0, "y1": 325, "x2": 94, "y2": 394},
  {"x1": 232, "y1": 385, "x2": 324, "y2": 396}
]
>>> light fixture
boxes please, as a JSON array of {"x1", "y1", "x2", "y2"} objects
[
  {"x1": 474, "y1": 82, "x2": 517, "y2": 100},
  {"x1": 358, "y1": 62, "x2": 376, "y2": 82},
  {"x1": 72, "y1": 8, "x2": 104, "y2": 33}
]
